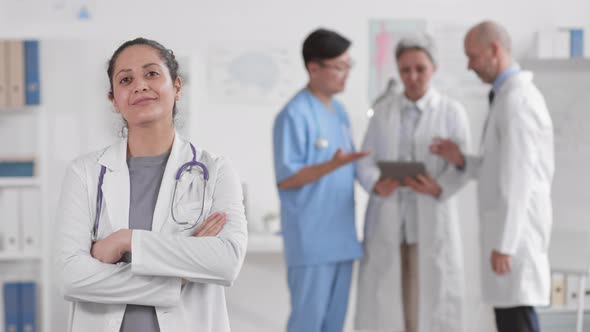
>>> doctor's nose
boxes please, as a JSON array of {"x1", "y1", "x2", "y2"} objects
[{"x1": 133, "y1": 80, "x2": 149, "y2": 93}]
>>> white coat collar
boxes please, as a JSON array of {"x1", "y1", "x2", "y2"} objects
[
  {"x1": 97, "y1": 136, "x2": 127, "y2": 171},
  {"x1": 400, "y1": 87, "x2": 440, "y2": 113},
  {"x1": 496, "y1": 70, "x2": 533, "y2": 96},
  {"x1": 97, "y1": 131, "x2": 198, "y2": 233},
  {"x1": 97, "y1": 132, "x2": 193, "y2": 170}
]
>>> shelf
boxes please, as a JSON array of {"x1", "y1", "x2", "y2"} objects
[
  {"x1": 539, "y1": 307, "x2": 590, "y2": 314},
  {"x1": 0, "y1": 105, "x2": 40, "y2": 112},
  {"x1": 0, "y1": 177, "x2": 41, "y2": 187},
  {"x1": 247, "y1": 233, "x2": 283, "y2": 254},
  {"x1": 0, "y1": 252, "x2": 42, "y2": 261},
  {"x1": 520, "y1": 58, "x2": 590, "y2": 71}
]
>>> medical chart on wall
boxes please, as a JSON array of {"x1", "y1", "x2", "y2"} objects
[
  {"x1": 207, "y1": 45, "x2": 300, "y2": 105},
  {"x1": 368, "y1": 19, "x2": 487, "y2": 104},
  {"x1": 368, "y1": 19, "x2": 427, "y2": 103}
]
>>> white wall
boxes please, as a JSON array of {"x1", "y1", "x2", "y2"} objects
[{"x1": 1, "y1": 1, "x2": 589, "y2": 331}]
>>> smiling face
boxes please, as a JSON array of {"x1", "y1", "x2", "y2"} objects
[{"x1": 109, "y1": 44, "x2": 181, "y2": 128}]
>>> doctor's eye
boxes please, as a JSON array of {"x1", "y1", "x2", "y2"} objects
[
  {"x1": 146, "y1": 71, "x2": 160, "y2": 78},
  {"x1": 119, "y1": 76, "x2": 132, "y2": 85}
]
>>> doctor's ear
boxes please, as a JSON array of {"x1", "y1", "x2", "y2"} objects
[
  {"x1": 174, "y1": 77, "x2": 183, "y2": 100},
  {"x1": 108, "y1": 92, "x2": 120, "y2": 113},
  {"x1": 490, "y1": 41, "x2": 501, "y2": 57},
  {"x1": 306, "y1": 62, "x2": 321, "y2": 76}
]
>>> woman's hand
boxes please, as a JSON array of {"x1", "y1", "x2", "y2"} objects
[
  {"x1": 374, "y1": 178, "x2": 400, "y2": 197},
  {"x1": 192, "y1": 212, "x2": 227, "y2": 237},
  {"x1": 91, "y1": 229, "x2": 132, "y2": 264},
  {"x1": 404, "y1": 175, "x2": 443, "y2": 198}
]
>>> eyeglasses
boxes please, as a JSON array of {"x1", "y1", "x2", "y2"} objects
[{"x1": 318, "y1": 60, "x2": 354, "y2": 73}]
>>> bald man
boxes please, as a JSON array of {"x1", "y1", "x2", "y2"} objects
[{"x1": 431, "y1": 21, "x2": 554, "y2": 332}]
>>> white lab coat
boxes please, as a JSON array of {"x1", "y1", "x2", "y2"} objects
[
  {"x1": 355, "y1": 88, "x2": 470, "y2": 332},
  {"x1": 56, "y1": 133, "x2": 248, "y2": 332},
  {"x1": 463, "y1": 71, "x2": 554, "y2": 307}
]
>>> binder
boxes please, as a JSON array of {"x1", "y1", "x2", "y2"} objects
[
  {"x1": 550, "y1": 273, "x2": 566, "y2": 305},
  {"x1": 19, "y1": 189, "x2": 41, "y2": 253},
  {"x1": 570, "y1": 29, "x2": 585, "y2": 58},
  {"x1": 3, "y1": 282, "x2": 21, "y2": 332},
  {"x1": 20, "y1": 282, "x2": 36, "y2": 332},
  {"x1": 0, "y1": 189, "x2": 21, "y2": 253},
  {"x1": 0, "y1": 160, "x2": 35, "y2": 177},
  {"x1": 553, "y1": 29, "x2": 571, "y2": 59},
  {"x1": 24, "y1": 41, "x2": 40, "y2": 105},
  {"x1": 0, "y1": 41, "x2": 7, "y2": 108},
  {"x1": 6, "y1": 41, "x2": 25, "y2": 108}
]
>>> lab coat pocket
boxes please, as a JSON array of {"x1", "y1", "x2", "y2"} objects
[{"x1": 174, "y1": 199, "x2": 212, "y2": 231}]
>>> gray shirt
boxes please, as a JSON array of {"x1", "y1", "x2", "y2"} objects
[{"x1": 120, "y1": 152, "x2": 170, "y2": 332}]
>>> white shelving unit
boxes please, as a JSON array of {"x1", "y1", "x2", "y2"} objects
[
  {"x1": 0, "y1": 47, "x2": 47, "y2": 332},
  {"x1": 0, "y1": 252, "x2": 42, "y2": 261},
  {"x1": 0, "y1": 177, "x2": 41, "y2": 187}
]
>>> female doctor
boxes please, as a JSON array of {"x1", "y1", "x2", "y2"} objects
[
  {"x1": 56, "y1": 38, "x2": 247, "y2": 332},
  {"x1": 355, "y1": 35, "x2": 470, "y2": 332}
]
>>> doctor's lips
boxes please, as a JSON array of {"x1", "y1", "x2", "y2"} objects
[{"x1": 131, "y1": 96, "x2": 158, "y2": 106}]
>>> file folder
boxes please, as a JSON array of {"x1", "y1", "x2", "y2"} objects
[
  {"x1": 570, "y1": 29, "x2": 585, "y2": 58},
  {"x1": 19, "y1": 189, "x2": 41, "y2": 253},
  {"x1": 6, "y1": 41, "x2": 25, "y2": 108},
  {"x1": 0, "y1": 189, "x2": 21, "y2": 253},
  {"x1": 20, "y1": 282, "x2": 36, "y2": 332},
  {"x1": 0, "y1": 41, "x2": 7, "y2": 108},
  {"x1": 0, "y1": 160, "x2": 35, "y2": 177},
  {"x1": 24, "y1": 41, "x2": 40, "y2": 105},
  {"x1": 3, "y1": 282, "x2": 21, "y2": 332}
]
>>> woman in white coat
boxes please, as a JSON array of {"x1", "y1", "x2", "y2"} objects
[
  {"x1": 355, "y1": 35, "x2": 470, "y2": 332},
  {"x1": 56, "y1": 38, "x2": 247, "y2": 332}
]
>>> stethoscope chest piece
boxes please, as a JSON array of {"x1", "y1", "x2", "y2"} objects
[{"x1": 315, "y1": 137, "x2": 329, "y2": 150}]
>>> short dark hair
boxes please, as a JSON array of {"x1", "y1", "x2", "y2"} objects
[
  {"x1": 302, "y1": 28, "x2": 351, "y2": 65},
  {"x1": 107, "y1": 37, "x2": 180, "y2": 115}
]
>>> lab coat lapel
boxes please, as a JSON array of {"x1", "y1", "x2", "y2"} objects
[
  {"x1": 387, "y1": 97, "x2": 402, "y2": 160},
  {"x1": 480, "y1": 73, "x2": 527, "y2": 155},
  {"x1": 412, "y1": 89, "x2": 437, "y2": 162},
  {"x1": 151, "y1": 133, "x2": 192, "y2": 233},
  {"x1": 99, "y1": 138, "x2": 130, "y2": 232}
]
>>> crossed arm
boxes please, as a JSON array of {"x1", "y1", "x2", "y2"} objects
[{"x1": 57, "y1": 159, "x2": 246, "y2": 306}]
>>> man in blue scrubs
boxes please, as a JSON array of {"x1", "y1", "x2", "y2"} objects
[{"x1": 273, "y1": 28, "x2": 369, "y2": 332}]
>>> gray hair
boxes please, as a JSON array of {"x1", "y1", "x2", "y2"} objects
[{"x1": 395, "y1": 34, "x2": 436, "y2": 65}]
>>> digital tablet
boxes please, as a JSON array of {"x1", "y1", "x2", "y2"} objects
[{"x1": 377, "y1": 161, "x2": 427, "y2": 181}]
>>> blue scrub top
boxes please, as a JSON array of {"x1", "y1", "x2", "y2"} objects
[{"x1": 273, "y1": 88, "x2": 363, "y2": 267}]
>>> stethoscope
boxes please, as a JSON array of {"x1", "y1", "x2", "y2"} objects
[
  {"x1": 92, "y1": 143, "x2": 209, "y2": 241},
  {"x1": 305, "y1": 90, "x2": 352, "y2": 151}
]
